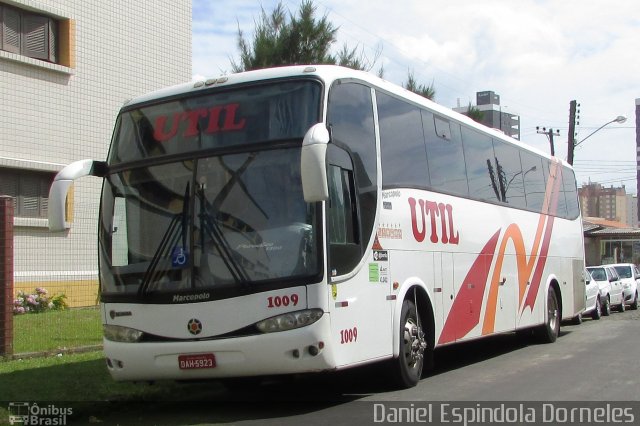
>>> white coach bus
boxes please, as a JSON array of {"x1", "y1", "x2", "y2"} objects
[{"x1": 49, "y1": 65, "x2": 585, "y2": 388}]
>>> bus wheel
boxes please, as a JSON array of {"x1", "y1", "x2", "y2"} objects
[
  {"x1": 394, "y1": 299, "x2": 427, "y2": 388},
  {"x1": 537, "y1": 288, "x2": 560, "y2": 343}
]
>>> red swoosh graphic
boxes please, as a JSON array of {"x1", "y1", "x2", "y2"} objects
[{"x1": 438, "y1": 230, "x2": 501, "y2": 344}]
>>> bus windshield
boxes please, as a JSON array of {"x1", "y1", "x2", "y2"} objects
[
  {"x1": 98, "y1": 80, "x2": 322, "y2": 302},
  {"x1": 108, "y1": 80, "x2": 321, "y2": 165},
  {"x1": 99, "y1": 148, "x2": 320, "y2": 301}
]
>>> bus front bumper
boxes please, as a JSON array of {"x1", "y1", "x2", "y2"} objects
[{"x1": 104, "y1": 315, "x2": 335, "y2": 381}]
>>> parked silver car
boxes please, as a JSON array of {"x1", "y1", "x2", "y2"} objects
[
  {"x1": 582, "y1": 268, "x2": 602, "y2": 320},
  {"x1": 610, "y1": 263, "x2": 639, "y2": 310},
  {"x1": 586, "y1": 265, "x2": 625, "y2": 315}
]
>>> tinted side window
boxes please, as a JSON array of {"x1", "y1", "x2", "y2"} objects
[
  {"x1": 377, "y1": 91, "x2": 429, "y2": 189},
  {"x1": 327, "y1": 82, "x2": 378, "y2": 270},
  {"x1": 561, "y1": 166, "x2": 580, "y2": 219},
  {"x1": 520, "y1": 151, "x2": 546, "y2": 212},
  {"x1": 461, "y1": 127, "x2": 498, "y2": 202},
  {"x1": 423, "y1": 112, "x2": 469, "y2": 196},
  {"x1": 492, "y1": 139, "x2": 527, "y2": 208}
]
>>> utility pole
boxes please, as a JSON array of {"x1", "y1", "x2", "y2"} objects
[
  {"x1": 536, "y1": 126, "x2": 560, "y2": 156},
  {"x1": 567, "y1": 100, "x2": 579, "y2": 165}
]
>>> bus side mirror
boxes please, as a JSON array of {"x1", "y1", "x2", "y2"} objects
[
  {"x1": 301, "y1": 123, "x2": 330, "y2": 202},
  {"x1": 49, "y1": 159, "x2": 108, "y2": 232}
]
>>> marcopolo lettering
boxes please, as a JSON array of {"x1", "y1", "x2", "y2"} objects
[{"x1": 172, "y1": 293, "x2": 211, "y2": 303}]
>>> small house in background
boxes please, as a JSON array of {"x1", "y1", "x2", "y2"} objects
[{"x1": 583, "y1": 217, "x2": 640, "y2": 266}]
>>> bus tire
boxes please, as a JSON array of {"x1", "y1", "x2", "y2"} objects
[
  {"x1": 536, "y1": 287, "x2": 560, "y2": 343},
  {"x1": 393, "y1": 299, "x2": 427, "y2": 388}
]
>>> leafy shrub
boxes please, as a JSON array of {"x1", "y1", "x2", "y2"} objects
[{"x1": 13, "y1": 287, "x2": 68, "y2": 315}]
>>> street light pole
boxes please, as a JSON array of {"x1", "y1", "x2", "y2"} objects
[
  {"x1": 573, "y1": 115, "x2": 627, "y2": 148},
  {"x1": 567, "y1": 107, "x2": 626, "y2": 165}
]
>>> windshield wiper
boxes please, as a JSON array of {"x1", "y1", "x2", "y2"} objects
[{"x1": 138, "y1": 182, "x2": 190, "y2": 297}]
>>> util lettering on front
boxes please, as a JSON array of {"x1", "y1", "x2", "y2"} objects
[
  {"x1": 153, "y1": 103, "x2": 246, "y2": 142},
  {"x1": 408, "y1": 197, "x2": 459, "y2": 245}
]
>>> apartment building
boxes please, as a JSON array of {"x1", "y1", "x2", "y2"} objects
[{"x1": 0, "y1": 0, "x2": 191, "y2": 305}]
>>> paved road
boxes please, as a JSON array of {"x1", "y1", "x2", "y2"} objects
[{"x1": 96, "y1": 307, "x2": 640, "y2": 425}]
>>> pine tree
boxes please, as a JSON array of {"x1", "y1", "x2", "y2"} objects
[{"x1": 232, "y1": 1, "x2": 378, "y2": 72}]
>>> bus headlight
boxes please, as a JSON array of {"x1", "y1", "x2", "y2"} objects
[
  {"x1": 104, "y1": 325, "x2": 144, "y2": 342},
  {"x1": 256, "y1": 309, "x2": 323, "y2": 333}
]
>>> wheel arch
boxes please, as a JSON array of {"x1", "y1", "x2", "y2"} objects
[{"x1": 392, "y1": 279, "x2": 435, "y2": 359}]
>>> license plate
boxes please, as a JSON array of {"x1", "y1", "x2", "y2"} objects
[{"x1": 178, "y1": 353, "x2": 216, "y2": 370}]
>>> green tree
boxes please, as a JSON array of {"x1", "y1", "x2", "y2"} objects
[
  {"x1": 232, "y1": 0, "x2": 377, "y2": 72},
  {"x1": 403, "y1": 70, "x2": 436, "y2": 100},
  {"x1": 464, "y1": 102, "x2": 484, "y2": 123}
]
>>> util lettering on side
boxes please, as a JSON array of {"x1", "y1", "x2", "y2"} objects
[{"x1": 408, "y1": 197, "x2": 459, "y2": 244}]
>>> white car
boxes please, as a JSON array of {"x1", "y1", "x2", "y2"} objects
[
  {"x1": 610, "y1": 263, "x2": 639, "y2": 310},
  {"x1": 586, "y1": 266, "x2": 625, "y2": 315},
  {"x1": 582, "y1": 268, "x2": 602, "y2": 320}
]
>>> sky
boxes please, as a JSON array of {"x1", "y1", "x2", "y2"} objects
[{"x1": 192, "y1": 0, "x2": 640, "y2": 194}]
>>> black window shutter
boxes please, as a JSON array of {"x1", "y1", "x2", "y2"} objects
[
  {"x1": 22, "y1": 14, "x2": 49, "y2": 60},
  {"x1": 48, "y1": 18, "x2": 56, "y2": 62},
  {"x1": 20, "y1": 174, "x2": 41, "y2": 217},
  {"x1": 2, "y1": 6, "x2": 21, "y2": 54},
  {"x1": 39, "y1": 175, "x2": 50, "y2": 217}
]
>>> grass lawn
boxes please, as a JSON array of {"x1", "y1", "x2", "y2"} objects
[
  {"x1": 12, "y1": 308, "x2": 103, "y2": 354},
  {"x1": 0, "y1": 351, "x2": 227, "y2": 424}
]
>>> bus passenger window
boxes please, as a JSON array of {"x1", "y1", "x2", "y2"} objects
[{"x1": 423, "y1": 111, "x2": 469, "y2": 197}]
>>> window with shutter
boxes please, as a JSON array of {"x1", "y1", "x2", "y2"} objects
[
  {"x1": 1, "y1": 6, "x2": 21, "y2": 54},
  {"x1": 0, "y1": 4, "x2": 60, "y2": 63},
  {"x1": 22, "y1": 14, "x2": 49, "y2": 60},
  {"x1": 0, "y1": 168, "x2": 54, "y2": 219}
]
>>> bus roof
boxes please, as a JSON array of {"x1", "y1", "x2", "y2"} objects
[{"x1": 124, "y1": 64, "x2": 563, "y2": 166}]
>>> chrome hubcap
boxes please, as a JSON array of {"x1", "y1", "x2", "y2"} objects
[
  {"x1": 403, "y1": 317, "x2": 427, "y2": 368},
  {"x1": 548, "y1": 294, "x2": 558, "y2": 332}
]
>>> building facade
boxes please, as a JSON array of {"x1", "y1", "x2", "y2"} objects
[
  {"x1": 453, "y1": 91, "x2": 521, "y2": 140},
  {"x1": 0, "y1": 0, "x2": 191, "y2": 305},
  {"x1": 583, "y1": 217, "x2": 640, "y2": 266},
  {"x1": 578, "y1": 182, "x2": 636, "y2": 227}
]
